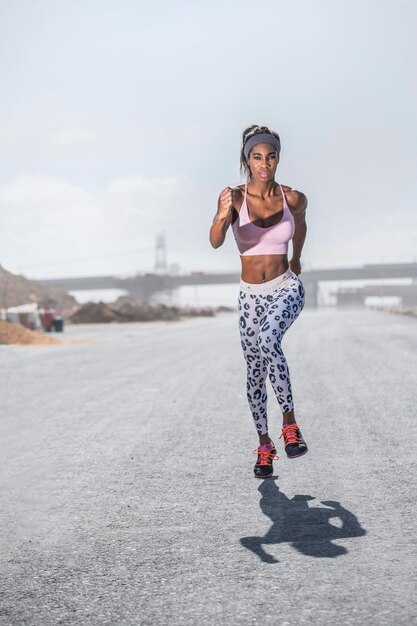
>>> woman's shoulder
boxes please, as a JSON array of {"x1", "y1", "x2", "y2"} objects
[
  {"x1": 218, "y1": 183, "x2": 244, "y2": 196},
  {"x1": 230, "y1": 183, "x2": 245, "y2": 192},
  {"x1": 232, "y1": 183, "x2": 245, "y2": 195},
  {"x1": 232, "y1": 185, "x2": 245, "y2": 211},
  {"x1": 281, "y1": 185, "x2": 308, "y2": 214}
]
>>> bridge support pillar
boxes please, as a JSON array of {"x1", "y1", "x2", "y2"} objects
[{"x1": 303, "y1": 280, "x2": 318, "y2": 308}]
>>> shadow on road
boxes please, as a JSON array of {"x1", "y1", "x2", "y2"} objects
[{"x1": 240, "y1": 477, "x2": 366, "y2": 564}]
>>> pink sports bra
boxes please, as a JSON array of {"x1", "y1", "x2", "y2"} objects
[{"x1": 231, "y1": 183, "x2": 295, "y2": 256}]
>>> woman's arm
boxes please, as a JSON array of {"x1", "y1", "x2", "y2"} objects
[
  {"x1": 287, "y1": 189, "x2": 308, "y2": 275},
  {"x1": 209, "y1": 187, "x2": 236, "y2": 249}
]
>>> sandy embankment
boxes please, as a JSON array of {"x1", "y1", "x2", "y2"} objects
[
  {"x1": 0, "y1": 320, "x2": 94, "y2": 347},
  {"x1": 0, "y1": 320, "x2": 62, "y2": 345}
]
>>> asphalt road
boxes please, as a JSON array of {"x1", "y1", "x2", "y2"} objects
[{"x1": 0, "y1": 308, "x2": 416, "y2": 625}]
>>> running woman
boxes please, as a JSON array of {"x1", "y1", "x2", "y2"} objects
[{"x1": 209, "y1": 124, "x2": 308, "y2": 478}]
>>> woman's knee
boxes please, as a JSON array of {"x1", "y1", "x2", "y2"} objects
[{"x1": 257, "y1": 325, "x2": 272, "y2": 347}]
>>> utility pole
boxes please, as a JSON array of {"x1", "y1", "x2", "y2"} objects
[{"x1": 154, "y1": 233, "x2": 167, "y2": 275}]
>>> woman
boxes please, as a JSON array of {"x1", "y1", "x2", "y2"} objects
[{"x1": 209, "y1": 124, "x2": 308, "y2": 478}]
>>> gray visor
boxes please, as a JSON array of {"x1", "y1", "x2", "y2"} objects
[{"x1": 243, "y1": 133, "x2": 281, "y2": 159}]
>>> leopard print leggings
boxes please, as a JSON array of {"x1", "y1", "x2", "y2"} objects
[{"x1": 238, "y1": 268, "x2": 305, "y2": 435}]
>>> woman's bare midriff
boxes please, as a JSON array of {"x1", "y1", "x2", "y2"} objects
[{"x1": 240, "y1": 254, "x2": 289, "y2": 284}]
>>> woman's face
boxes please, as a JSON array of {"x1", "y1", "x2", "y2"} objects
[{"x1": 248, "y1": 142, "x2": 279, "y2": 181}]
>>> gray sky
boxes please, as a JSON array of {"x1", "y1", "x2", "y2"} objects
[{"x1": 0, "y1": 0, "x2": 416, "y2": 278}]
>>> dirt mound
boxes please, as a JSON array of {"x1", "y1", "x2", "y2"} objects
[
  {"x1": 112, "y1": 296, "x2": 216, "y2": 319},
  {"x1": 0, "y1": 265, "x2": 77, "y2": 308},
  {"x1": 371, "y1": 305, "x2": 417, "y2": 318},
  {"x1": 70, "y1": 299, "x2": 181, "y2": 323},
  {"x1": 69, "y1": 297, "x2": 217, "y2": 324},
  {"x1": 0, "y1": 320, "x2": 62, "y2": 345},
  {"x1": 178, "y1": 305, "x2": 215, "y2": 317},
  {"x1": 69, "y1": 302, "x2": 126, "y2": 324},
  {"x1": 111, "y1": 297, "x2": 181, "y2": 321}
]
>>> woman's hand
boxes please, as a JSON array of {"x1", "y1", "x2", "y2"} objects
[
  {"x1": 289, "y1": 258, "x2": 302, "y2": 275},
  {"x1": 218, "y1": 187, "x2": 235, "y2": 219},
  {"x1": 210, "y1": 187, "x2": 236, "y2": 248}
]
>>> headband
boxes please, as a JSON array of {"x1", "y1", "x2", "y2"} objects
[{"x1": 243, "y1": 133, "x2": 281, "y2": 159}]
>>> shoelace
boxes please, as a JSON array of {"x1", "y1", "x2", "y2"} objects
[
  {"x1": 252, "y1": 447, "x2": 280, "y2": 465},
  {"x1": 279, "y1": 423, "x2": 300, "y2": 445}
]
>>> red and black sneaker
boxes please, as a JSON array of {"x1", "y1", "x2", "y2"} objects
[
  {"x1": 280, "y1": 423, "x2": 308, "y2": 458},
  {"x1": 252, "y1": 442, "x2": 279, "y2": 478}
]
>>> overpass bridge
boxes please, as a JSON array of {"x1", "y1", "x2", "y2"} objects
[{"x1": 40, "y1": 262, "x2": 417, "y2": 308}]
